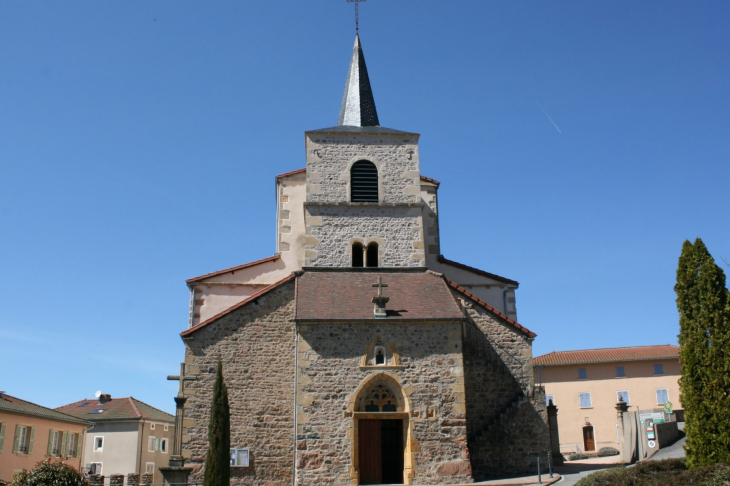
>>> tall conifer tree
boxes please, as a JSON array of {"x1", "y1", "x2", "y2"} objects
[
  {"x1": 676, "y1": 238, "x2": 730, "y2": 467},
  {"x1": 204, "y1": 361, "x2": 230, "y2": 486}
]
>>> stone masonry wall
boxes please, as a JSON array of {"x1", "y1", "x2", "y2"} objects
[
  {"x1": 455, "y1": 292, "x2": 551, "y2": 479},
  {"x1": 295, "y1": 321, "x2": 472, "y2": 485},
  {"x1": 182, "y1": 281, "x2": 296, "y2": 486},
  {"x1": 305, "y1": 133, "x2": 421, "y2": 204},
  {"x1": 304, "y1": 204, "x2": 425, "y2": 267}
]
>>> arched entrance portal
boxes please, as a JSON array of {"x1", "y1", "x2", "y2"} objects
[{"x1": 350, "y1": 374, "x2": 413, "y2": 485}]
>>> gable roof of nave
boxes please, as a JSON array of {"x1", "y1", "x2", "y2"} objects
[
  {"x1": 181, "y1": 273, "x2": 296, "y2": 337},
  {"x1": 186, "y1": 254, "x2": 281, "y2": 284},
  {"x1": 437, "y1": 255, "x2": 519, "y2": 287},
  {"x1": 445, "y1": 278, "x2": 536, "y2": 338}
]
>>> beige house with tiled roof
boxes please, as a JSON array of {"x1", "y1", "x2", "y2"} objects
[
  {"x1": 55, "y1": 394, "x2": 174, "y2": 481},
  {"x1": 174, "y1": 33, "x2": 553, "y2": 486},
  {"x1": 0, "y1": 392, "x2": 91, "y2": 481},
  {"x1": 533, "y1": 345, "x2": 681, "y2": 455}
]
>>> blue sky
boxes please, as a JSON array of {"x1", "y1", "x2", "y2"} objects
[{"x1": 1, "y1": 1, "x2": 728, "y2": 414}]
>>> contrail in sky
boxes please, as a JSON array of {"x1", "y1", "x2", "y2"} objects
[{"x1": 537, "y1": 102, "x2": 562, "y2": 134}]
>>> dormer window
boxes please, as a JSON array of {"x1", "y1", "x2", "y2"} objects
[
  {"x1": 350, "y1": 160, "x2": 378, "y2": 202},
  {"x1": 366, "y1": 243, "x2": 378, "y2": 267}
]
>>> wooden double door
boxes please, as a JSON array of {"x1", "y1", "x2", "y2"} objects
[
  {"x1": 583, "y1": 426, "x2": 595, "y2": 452},
  {"x1": 358, "y1": 419, "x2": 404, "y2": 485}
]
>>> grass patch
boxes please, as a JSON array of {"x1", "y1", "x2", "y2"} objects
[{"x1": 574, "y1": 458, "x2": 730, "y2": 486}]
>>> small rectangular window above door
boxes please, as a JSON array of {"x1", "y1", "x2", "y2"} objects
[{"x1": 579, "y1": 393, "x2": 592, "y2": 408}]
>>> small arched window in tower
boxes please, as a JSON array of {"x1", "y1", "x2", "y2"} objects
[
  {"x1": 352, "y1": 242, "x2": 364, "y2": 267},
  {"x1": 350, "y1": 160, "x2": 378, "y2": 202},
  {"x1": 366, "y1": 243, "x2": 378, "y2": 268}
]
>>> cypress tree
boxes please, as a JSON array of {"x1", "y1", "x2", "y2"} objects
[
  {"x1": 204, "y1": 361, "x2": 230, "y2": 486},
  {"x1": 676, "y1": 238, "x2": 730, "y2": 467}
]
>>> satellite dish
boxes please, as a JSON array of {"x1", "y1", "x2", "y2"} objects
[{"x1": 94, "y1": 391, "x2": 102, "y2": 398}]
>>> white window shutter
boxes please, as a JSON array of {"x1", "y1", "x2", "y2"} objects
[
  {"x1": 47, "y1": 430, "x2": 55, "y2": 455},
  {"x1": 28, "y1": 427, "x2": 36, "y2": 454},
  {"x1": 0, "y1": 423, "x2": 6, "y2": 453},
  {"x1": 12, "y1": 425, "x2": 20, "y2": 453},
  {"x1": 61, "y1": 431, "x2": 69, "y2": 456},
  {"x1": 77, "y1": 433, "x2": 83, "y2": 460}
]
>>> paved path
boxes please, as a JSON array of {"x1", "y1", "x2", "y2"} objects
[
  {"x1": 647, "y1": 435, "x2": 686, "y2": 461},
  {"x1": 552, "y1": 456, "x2": 623, "y2": 486}
]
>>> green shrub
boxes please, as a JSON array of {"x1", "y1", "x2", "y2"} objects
[
  {"x1": 568, "y1": 452, "x2": 588, "y2": 461},
  {"x1": 597, "y1": 447, "x2": 619, "y2": 457},
  {"x1": 574, "y1": 459, "x2": 730, "y2": 486},
  {"x1": 10, "y1": 458, "x2": 88, "y2": 486}
]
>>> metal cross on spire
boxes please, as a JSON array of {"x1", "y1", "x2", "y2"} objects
[{"x1": 347, "y1": 0, "x2": 367, "y2": 35}]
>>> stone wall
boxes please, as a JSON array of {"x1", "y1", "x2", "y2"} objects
[
  {"x1": 303, "y1": 204, "x2": 425, "y2": 267},
  {"x1": 295, "y1": 321, "x2": 472, "y2": 485},
  {"x1": 305, "y1": 133, "x2": 420, "y2": 204},
  {"x1": 456, "y1": 294, "x2": 551, "y2": 479},
  {"x1": 182, "y1": 281, "x2": 296, "y2": 486}
]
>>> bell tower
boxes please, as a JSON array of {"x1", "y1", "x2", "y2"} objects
[{"x1": 302, "y1": 35, "x2": 426, "y2": 268}]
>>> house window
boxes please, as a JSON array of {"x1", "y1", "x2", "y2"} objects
[
  {"x1": 145, "y1": 462, "x2": 155, "y2": 474},
  {"x1": 350, "y1": 160, "x2": 378, "y2": 202},
  {"x1": 93, "y1": 436, "x2": 104, "y2": 451},
  {"x1": 150, "y1": 423, "x2": 155, "y2": 430},
  {"x1": 14, "y1": 425, "x2": 33, "y2": 454},
  {"x1": 164, "y1": 425, "x2": 169, "y2": 432},
  {"x1": 579, "y1": 393, "x2": 592, "y2": 408},
  {"x1": 617, "y1": 390, "x2": 630, "y2": 405},
  {"x1": 578, "y1": 368, "x2": 587, "y2": 380},
  {"x1": 90, "y1": 463, "x2": 102, "y2": 475},
  {"x1": 352, "y1": 242, "x2": 364, "y2": 267},
  {"x1": 545, "y1": 395, "x2": 555, "y2": 406},
  {"x1": 654, "y1": 364, "x2": 664, "y2": 375},
  {"x1": 230, "y1": 449, "x2": 250, "y2": 467},
  {"x1": 50, "y1": 430, "x2": 60, "y2": 456},
  {"x1": 366, "y1": 242, "x2": 378, "y2": 268},
  {"x1": 160, "y1": 438, "x2": 169, "y2": 453},
  {"x1": 615, "y1": 366, "x2": 625, "y2": 378},
  {"x1": 148, "y1": 436, "x2": 157, "y2": 452},
  {"x1": 656, "y1": 388, "x2": 669, "y2": 405},
  {"x1": 67, "y1": 433, "x2": 77, "y2": 458}
]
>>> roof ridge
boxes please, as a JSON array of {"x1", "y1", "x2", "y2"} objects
[
  {"x1": 186, "y1": 254, "x2": 281, "y2": 283},
  {"x1": 542, "y1": 344, "x2": 678, "y2": 355},
  {"x1": 437, "y1": 256, "x2": 519, "y2": 286},
  {"x1": 131, "y1": 397, "x2": 174, "y2": 421},
  {"x1": 128, "y1": 397, "x2": 142, "y2": 418}
]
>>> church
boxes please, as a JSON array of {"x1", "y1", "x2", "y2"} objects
[{"x1": 176, "y1": 33, "x2": 551, "y2": 486}]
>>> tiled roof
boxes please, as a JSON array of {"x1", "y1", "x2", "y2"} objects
[
  {"x1": 276, "y1": 167, "x2": 438, "y2": 186},
  {"x1": 55, "y1": 397, "x2": 173, "y2": 423},
  {"x1": 533, "y1": 345, "x2": 680, "y2": 367},
  {"x1": 181, "y1": 273, "x2": 297, "y2": 337},
  {"x1": 295, "y1": 270, "x2": 463, "y2": 321},
  {"x1": 186, "y1": 255, "x2": 281, "y2": 284},
  {"x1": 0, "y1": 394, "x2": 92, "y2": 426},
  {"x1": 445, "y1": 278, "x2": 536, "y2": 338},
  {"x1": 438, "y1": 256, "x2": 518, "y2": 286}
]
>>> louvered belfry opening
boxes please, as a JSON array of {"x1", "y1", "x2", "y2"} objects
[{"x1": 351, "y1": 160, "x2": 378, "y2": 202}]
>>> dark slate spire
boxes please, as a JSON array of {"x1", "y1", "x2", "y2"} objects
[{"x1": 338, "y1": 35, "x2": 380, "y2": 127}]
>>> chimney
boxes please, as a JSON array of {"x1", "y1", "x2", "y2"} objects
[{"x1": 99, "y1": 394, "x2": 112, "y2": 403}]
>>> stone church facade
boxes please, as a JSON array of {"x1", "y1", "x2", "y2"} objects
[{"x1": 177, "y1": 35, "x2": 551, "y2": 485}]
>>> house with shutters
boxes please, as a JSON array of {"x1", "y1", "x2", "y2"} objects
[
  {"x1": 0, "y1": 392, "x2": 90, "y2": 482},
  {"x1": 55, "y1": 394, "x2": 174, "y2": 481},
  {"x1": 533, "y1": 344, "x2": 682, "y2": 455}
]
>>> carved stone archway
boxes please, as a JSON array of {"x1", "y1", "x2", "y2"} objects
[{"x1": 347, "y1": 372, "x2": 416, "y2": 485}]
